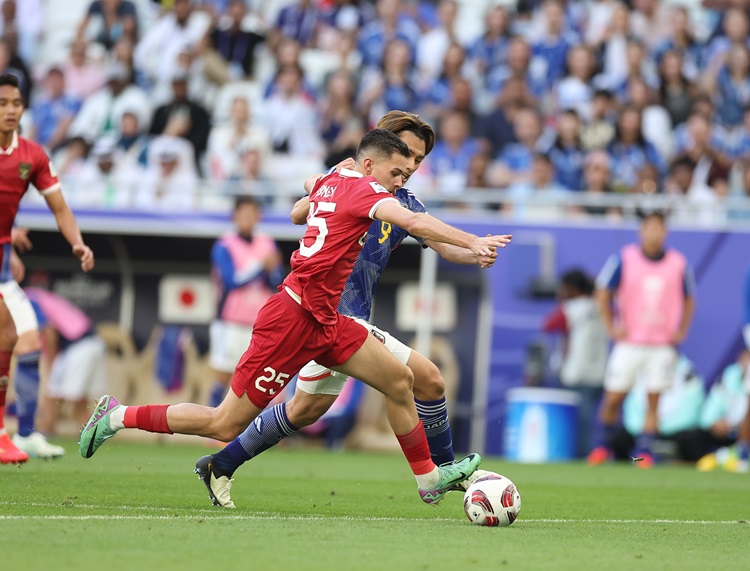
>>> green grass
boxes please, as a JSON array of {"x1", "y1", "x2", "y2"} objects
[{"x1": 1, "y1": 440, "x2": 748, "y2": 571}]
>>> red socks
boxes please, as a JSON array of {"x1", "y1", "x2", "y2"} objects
[
  {"x1": 123, "y1": 405, "x2": 173, "y2": 434},
  {"x1": 395, "y1": 421, "x2": 435, "y2": 476},
  {"x1": 0, "y1": 350, "x2": 11, "y2": 430}
]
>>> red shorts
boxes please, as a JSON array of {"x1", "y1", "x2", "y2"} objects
[{"x1": 231, "y1": 290, "x2": 368, "y2": 409}]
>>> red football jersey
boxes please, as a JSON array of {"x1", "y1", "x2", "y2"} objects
[
  {"x1": 283, "y1": 169, "x2": 398, "y2": 325},
  {"x1": 0, "y1": 132, "x2": 61, "y2": 244}
]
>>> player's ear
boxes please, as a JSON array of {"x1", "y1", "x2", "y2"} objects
[{"x1": 362, "y1": 157, "x2": 374, "y2": 176}]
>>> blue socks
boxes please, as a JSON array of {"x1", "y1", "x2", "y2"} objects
[
  {"x1": 594, "y1": 422, "x2": 619, "y2": 450},
  {"x1": 415, "y1": 397, "x2": 454, "y2": 465},
  {"x1": 213, "y1": 403, "x2": 299, "y2": 477},
  {"x1": 635, "y1": 432, "x2": 657, "y2": 455},
  {"x1": 14, "y1": 351, "x2": 41, "y2": 437},
  {"x1": 209, "y1": 381, "x2": 227, "y2": 408}
]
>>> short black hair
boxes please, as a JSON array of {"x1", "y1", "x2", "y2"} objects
[
  {"x1": 0, "y1": 74, "x2": 20, "y2": 89},
  {"x1": 636, "y1": 207, "x2": 668, "y2": 222},
  {"x1": 356, "y1": 128, "x2": 411, "y2": 162},
  {"x1": 560, "y1": 269, "x2": 594, "y2": 295},
  {"x1": 234, "y1": 195, "x2": 260, "y2": 211}
]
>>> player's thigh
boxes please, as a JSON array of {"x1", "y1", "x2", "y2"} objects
[
  {"x1": 642, "y1": 346, "x2": 677, "y2": 393},
  {"x1": 604, "y1": 344, "x2": 645, "y2": 393},
  {"x1": 0, "y1": 280, "x2": 38, "y2": 335},
  {"x1": 332, "y1": 332, "x2": 413, "y2": 397},
  {"x1": 0, "y1": 294, "x2": 18, "y2": 349}
]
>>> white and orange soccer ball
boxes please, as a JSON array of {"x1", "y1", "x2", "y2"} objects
[{"x1": 462, "y1": 472, "x2": 521, "y2": 527}]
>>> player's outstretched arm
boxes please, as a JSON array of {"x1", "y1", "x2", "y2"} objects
[
  {"x1": 374, "y1": 202, "x2": 507, "y2": 257},
  {"x1": 44, "y1": 191, "x2": 94, "y2": 272},
  {"x1": 424, "y1": 235, "x2": 511, "y2": 268},
  {"x1": 290, "y1": 196, "x2": 310, "y2": 225}
]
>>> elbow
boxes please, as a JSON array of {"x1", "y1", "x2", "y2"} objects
[{"x1": 290, "y1": 211, "x2": 306, "y2": 225}]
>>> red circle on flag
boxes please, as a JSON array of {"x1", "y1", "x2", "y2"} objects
[{"x1": 180, "y1": 288, "x2": 196, "y2": 307}]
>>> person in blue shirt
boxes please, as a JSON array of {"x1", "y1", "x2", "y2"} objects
[
  {"x1": 356, "y1": 0, "x2": 420, "y2": 69},
  {"x1": 196, "y1": 112, "x2": 511, "y2": 502},
  {"x1": 30, "y1": 67, "x2": 81, "y2": 151}
]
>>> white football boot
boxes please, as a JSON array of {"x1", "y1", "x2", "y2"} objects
[{"x1": 13, "y1": 432, "x2": 66, "y2": 459}]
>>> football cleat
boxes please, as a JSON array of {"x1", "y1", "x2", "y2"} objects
[
  {"x1": 587, "y1": 446, "x2": 613, "y2": 466},
  {"x1": 722, "y1": 447, "x2": 749, "y2": 474},
  {"x1": 13, "y1": 432, "x2": 65, "y2": 459},
  {"x1": 449, "y1": 469, "x2": 493, "y2": 492},
  {"x1": 0, "y1": 432, "x2": 29, "y2": 464},
  {"x1": 194, "y1": 455, "x2": 236, "y2": 508},
  {"x1": 633, "y1": 451, "x2": 655, "y2": 469},
  {"x1": 696, "y1": 452, "x2": 718, "y2": 472},
  {"x1": 79, "y1": 395, "x2": 121, "y2": 458},
  {"x1": 419, "y1": 453, "x2": 482, "y2": 505}
]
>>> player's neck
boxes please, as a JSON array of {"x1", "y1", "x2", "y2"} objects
[{"x1": 0, "y1": 130, "x2": 14, "y2": 149}]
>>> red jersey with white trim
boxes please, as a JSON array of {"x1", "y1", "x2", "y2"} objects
[
  {"x1": 283, "y1": 169, "x2": 398, "y2": 325},
  {"x1": 0, "y1": 132, "x2": 61, "y2": 244}
]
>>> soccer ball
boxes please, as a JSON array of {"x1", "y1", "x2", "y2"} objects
[{"x1": 463, "y1": 472, "x2": 521, "y2": 527}]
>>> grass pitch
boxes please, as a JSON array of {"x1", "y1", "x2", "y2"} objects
[{"x1": 1, "y1": 440, "x2": 748, "y2": 571}]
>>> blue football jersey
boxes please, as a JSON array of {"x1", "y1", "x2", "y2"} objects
[{"x1": 338, "y1": 187, "x2": 427, "y2": 320}]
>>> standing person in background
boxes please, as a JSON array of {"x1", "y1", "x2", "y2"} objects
[
  {"x1": 0, "y1": 74, "x2": 94, "y2": 464},
  {"x1": 208, "y1": 196, "x2": 283, "y2": 410},
  {"x1": 542, "y1": 268, "x2": 608, "y2": 457},
  {"x1": 588, "y1": 210, "x2": 695, "y2": 468}
]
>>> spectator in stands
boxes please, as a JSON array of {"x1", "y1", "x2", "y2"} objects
[
  {"x1": 271, "y1": 0, "x2": 318, "y2": 49},
  {"x1": 260, "y1": 63, "x2": 322, "y2": 159},
  {"x1": 606, "y1": 104, "x2": 665, "y2": 192},
  {"x1": 115, "y1": 110, "x2": 149, "y2": 172},
  {"x1": 505, "y1": 153, "x2": 569, "y2": 218},
  {"x1": 0, "y1": 37, "x2": 26, "y2": 102},
  {"x1": 545, "y1": 109, "x2": 585, "y2": 191},
  {"x1": 485, "y1": 37, "x2": 545, "y2": 107},
  {"x1": 658, "y1": 50, "x2": 696, "y2": 128},
  {"x1": 0, "y1": 0, "x2": 42, "y2": 64},
  {"x1": 69, "y1": 61, "x2": 150, "y2": 143},
  {"x1": 29, "y1": 67, "x2": 81, "y2": 151},
  {"x1": 262, "y1": 38, "x2": 316, "y2": 101},
  {"x1": 76, "y1": 0, "x2": 138, "y2": 51},
  {"x1": 468, "y1": 4, "x2": 511, "y2": 77},
  {"x1": 416, "y1": 0, "x2": 460, "y2": 82},
  {"x1": 62, "y1": 39, "x2": 107, "y2": 100},
  {"x1": 228, "y1": 143, "x2": 272, "y2": 202},
  {"x1": 609, "y1": 39, "x2": 659, "y2": 102},
  {"x1": 449, "y1": 77, "x2": 480, "y2": 135},
  {"x1": 134, "y1": 0, "x2": 210, "y2": 88},
  {"x1": 554, "y1": 43, "x2": 595, "y2": 121},
  {"x1": 577, "y1": 150, "x2": 620, "y2": 218},
  {"x1": 590, "y1": 2, "x2": 630, "y2": 91},
  {"x1": 318, "y1": 70, "x2": 358, "y2": 153},
  {"x1": 149, "y1": 71, "x2": 211, "y2": 170},
  {"x1": 466, "y1": 151, "x2": 492, "y2": 191},
  {"x1": 317, "y1": 0, "x2": 374, "y2": 52},
  {"x1": 530, "y1": 0, "x2": 578, "y2": 94},
  {"x1": 542, "y1": 269, "x2": 608, "y2": 457},
  {"x1": 357, "y1": 0, "x2": 420, "y2": 69},
  {"x1": 419, "y1": 42, "x2": 470, "y2": 123},
  {"x1": 77, "y1": 136, "x2": 138, "y2": 208},
  {"x1": 580, "y1": 88, "x2": 616, "y2": 151},
  {"x1": 704, "y1": 7, "x2": 749, "y2": 73},
  {"x1": 358, "y1": 38, "x2": 419, "y2": 127},
  {"x1": 707, "y1": 43, "x2": 750, "y2": 130},
  {"x1": 629, "y1": 0, "x2": 670, "y2": 50},
  {"x1": 53, "y1": 137, "x2": 90, "y2": 181},
  {"x1": 427, "y1": 109, "x2": 481, "y2": 198},
  {"x1": 203, "y1": 0, "x2": 265, "y2": 85},
  {"x1": 28, "y1": 287, "x2": 107, "y2": 436},
  {"x1": 626, "y1": 75, "x2": 673, "y2": 164},
  {"x1": 674, "y1": 112, "x2": 731, "y2": 195},
  {"x1": 493, "y1": 105, "x2": 546, "y2": 187},
  {"x1": 653, "y1": 6, "x2": 702, "y2": 82},
  {"x1": 136, "y1": 135, "x2": 199, "y2": 210},
  {"x1": 207, "y1": 95, "x2": 268, "y2": 180}
]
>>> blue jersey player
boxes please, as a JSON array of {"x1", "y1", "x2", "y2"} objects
[{"x1": 195, "y1": 111, "x2": 511, "y2": 505}]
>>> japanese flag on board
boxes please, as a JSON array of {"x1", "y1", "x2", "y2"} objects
[{"x1": 159, "y1": 274, "x2": 215, "y2": 324}]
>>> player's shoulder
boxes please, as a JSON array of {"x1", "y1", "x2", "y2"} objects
[
  {"x1": 396, "y1": 186, "x2": 427, "y2": 212},
  {"x1": 17, "y1": 135, "x2": 48, "y2": 159}
]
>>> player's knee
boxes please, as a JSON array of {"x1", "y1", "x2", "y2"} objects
[
  {"x1": 286, "y1": 397, "x2": 329, "y2": 427},
  {"x1": 414, "y1": 365, "x2": 445, "y2": 400},
  {"x1": 389, "y1": 366, "x2": 415, "y2": 402},
  {"x1": 0, "y1": 324, "x2": 18, "y2": 351}
]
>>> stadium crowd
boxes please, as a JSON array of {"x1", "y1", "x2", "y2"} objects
[{"x1": 7, "y1": 0, "x2": 750, "y2": 218}]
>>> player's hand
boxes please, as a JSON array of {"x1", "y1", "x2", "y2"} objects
[
  {"x1": 334, "y1": 157, "x2": 356, "y2": 173},
  {"x1": 608, "y1": 324, "x2": 627, "y2": 341},
  {"x1": 11, "y1": 227, "x2": 33, "y2": 252},
  {"x1": 469, "y1": 234, "x2": 512, "y2": 257},
  {"x1": 670, "y1": 329, "x2": 688, "y2": 345},
  {"x1": 73, "y1": 243, "x2": 94, "y2": 272},
  {"x1": 9, "y1": 250, "x2": 25, "y2": 282}
]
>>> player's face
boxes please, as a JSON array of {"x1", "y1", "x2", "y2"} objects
[
  {"x1": 234, "y1": 202, "x2": 261, "y2": 235},
  {"x1": 368, "y1": 152, "x2": 409, "y2": 193},
  {"x1": 639, "y1": 216, "x2": 667, "y2": 252},
  {"x1": 396, "y1": 131, "x2": 427, "y2": 183},
  {"x1": 0, "y1": 85, "x2": 23, "y2": 133}
]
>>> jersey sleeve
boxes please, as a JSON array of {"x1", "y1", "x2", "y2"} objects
[
  {"x1": 30, "y1": 144, "x2": 61, "y2": 196},
  {"x1": 595, "y1": 253, "x2": 622, "y2": 290},
  {"x1": 348, "y1": 177, "x2": 399, "y2": 221},
  {"x1": 403, "y1": 189, "x2": 428, "y2": 247}
]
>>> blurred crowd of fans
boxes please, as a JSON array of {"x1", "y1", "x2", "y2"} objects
[{"x1": 7, "y1": 0, "x2": 750, "y2": 220}]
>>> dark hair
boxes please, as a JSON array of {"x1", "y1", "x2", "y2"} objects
[
  {"x1": 356, "y1": 129, "x2": 411, "y2": 162},
  {"x1": 0, "y1": 74, "x2": 20, "y2": 89},
  {"x1": 560, "y1": 269, "x2": 594, "y2": 295},
  {"x1": 376, "y1": 110, "x2": 435, "y2": 156},
  {"x1": 636, "y1": 207, "x2": 668, "y2": 222},
  {"x1": 234, "y1": 195, "x2": 260, "y2": 210}
]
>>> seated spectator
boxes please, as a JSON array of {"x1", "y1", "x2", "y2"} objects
[
  {"x1": 703, "y1": 7, "x2": 750, "y2": 74},
  {"x1": 577, "y1": 150, "x2": 620, "y2": 218},
  {"x1": 664, "y1": 155, "x2": 726, "y2": 227},
  {"x1": 115, "y1": 110, "x2": 149, "y2": 172},
  {"x1": 69, "y1": 62, "x2": 150, "y2": 143},
  {"x1": 76, "y1": 0, "x2": 137, "y2": 51},
  {"x1": 492, "y1": 105, "x2": 546, "y2": 187},
  {"x1": 416, "y1": 0, "x2": 462, "y2": 83},
  {"x1": 626, "y1": 75, "x2": 673, "y2": 163},
  {"x1": 318, "y1": 70, "x2": 358, "y2": 153},
  {"x1": 134, "y1": 0, "x2": 210, "y2": 88},
  {"x1": 136, "y1": 136, "x2": 199, "y2": 210},
  {"x1": 317, "y1": 0, "x2": 374, "y2": 51},
  {"x1": 706, "y1": 43, "x2": 750, "y2": 130},
  {"x1": 554, "y1": 43, "x2": 595, "y2": 121},
  {"x1": 76, "y1": 136, "x2": 139, "y2": 207},
  {"x1": 529, "y1": 0, "x2": 578, "y2": 95},
  {"x1": 449, "y1": 77, "x2": 481, "y2": 135},
  {"x1": 149, "y1": 71, "x2": 211, "y2": 170},
  {"x1": 468, "y1": 4, "x2": 511, "y2": 77},
  {"x1": 653, "y1": 6, "x2": 702, "y2": 82},
  {"x1": 505, "y1": 153, "x2": 570, "y2": 219},
  {"x1": 61, "y1": 39, "x2": 107, "y2": 100},
  {"x1": 270, "y1": 0, "x2": 317, "y2": 49},
  {"x1": 606, "y1": 104, "x2": 665, "y2": 192},
  {"x1": 673, "y1": 112, "x2": 731, "y2": 194},
  {"x1": 25, "y1": 287, "x2": 106, "y2": 436},
  {"x1": 658, "y1": 50, "x2": 696, "y2": 128},
  {"x1": 466, "y1": 151, "x2": 492, "y2": 191},
  {"x1": 52, "y1": 137, "x2": 90, "y2": 181},
  {"x1": 0, "y1": 0, "x2": 42, "y2": 64},
  {"x1": 426, "y1": 109, "x2": 481, "y2": 198},
  {"x1": 226, "y1": 143, "x2": 275, "y2": 206},
  {"x1": 629, "y1": 0, "x2": 670, "y2": 51},
  {"x1": 485, "y1": 37, "x2": 545, "y2": 110},
  {"x1": 260, "y1": 63, "x2": 322, "y2": 158},
  {"x1": 357, "y1": 38, "x2": 420, "y2": 127},
  {"x1": 357, "y1": 0, "x2": 420, "y2": 69},
  {"x1": 203, "y1": 0, "x2": 265, "y2": 85},
  {"x1": 419, "y1": 42, "x2": 471, "y2": 123},
  {"x1": 207, "y1": 96, "x2": 269, "y2": 180},
  {"x1": 580, "y1": 89, "x2": 616, "y2": 151},
  {"x1": 590, "y1": 3, "x2": 630, "y2": 90},
  {"x1": 261, "y1": 37, "x2": 316, "y2": 101},
  {"x1": 544, "y1": 109, "x2": 585, "y2": 191},
  {"x1": 0, "y1": 36, "x2": 27, "y2": 102},
  {"x1": 605, "y1": 39, "x2": 659, "y2": 103},
  {"x1": 29, "y1": 67, "x2": 82, "y2": 151}
]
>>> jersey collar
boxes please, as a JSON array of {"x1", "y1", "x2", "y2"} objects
[
  {"x1": 0, "y1": 131, "x2": 18, "y2": 155},
  {"x1": 340, "y1": 168, "x2": 363, "y2": 178}
]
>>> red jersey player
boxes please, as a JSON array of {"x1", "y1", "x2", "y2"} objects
[
  {"x1": 80, "y1": 129, "x2": 507, "y2": 507},
  {"x1": 0, "y1": 74, "x2": 94, "y2": 464}
]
